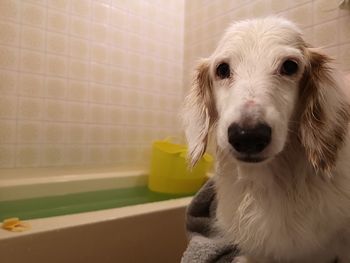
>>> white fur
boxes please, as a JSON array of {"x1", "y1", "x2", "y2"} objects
[{"x1": 183, "y1": 17, "x2": 350, "y2": 263}]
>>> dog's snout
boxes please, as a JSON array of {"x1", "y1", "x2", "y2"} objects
[{"x1": 228, "y1": 123, "x2": 272, "y2": 155}]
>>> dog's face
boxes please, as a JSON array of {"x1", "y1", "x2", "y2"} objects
[
  {"x1": 183, "y1": 17, "x2": 350, "y2": 172},
  {"x1": 212, "y1": 20, "x2": 306, "y2": 164}
]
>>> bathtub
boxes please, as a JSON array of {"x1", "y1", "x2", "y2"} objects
[{"x1": 0, "y1": 167, "x2": 191, "y2": 263}]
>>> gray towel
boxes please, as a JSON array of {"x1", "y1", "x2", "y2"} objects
[
  {"x1": 181, "y1": 179, "x2": 239, "y2": 263},
  {"x1": 181, "y1": 180, "x2": 339, "y2": 263}
]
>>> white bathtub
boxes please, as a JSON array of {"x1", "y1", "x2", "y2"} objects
[{"x1": 0, "y1": 167, "x2": 191, "y2": 263}]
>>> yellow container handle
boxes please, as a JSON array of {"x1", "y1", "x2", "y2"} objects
[{"x1": 153, "y1": 138, "x2": 187, "y2": 155}]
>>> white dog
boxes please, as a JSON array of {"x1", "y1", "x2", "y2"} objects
[{"x1": 183, "y1": 17, "x2": 350, "y2": 263}]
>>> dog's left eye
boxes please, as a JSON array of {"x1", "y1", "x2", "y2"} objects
[
  {"x1": 216, "y1": 63, "x2": 231, "y2": 79},
  {"x1": 280, "y1": 60, "x2": 299, "y2": 76}
]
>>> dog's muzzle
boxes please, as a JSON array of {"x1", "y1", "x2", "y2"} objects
[{"x1": 227, "y1": 123, "x2": 272, "y2": 157}]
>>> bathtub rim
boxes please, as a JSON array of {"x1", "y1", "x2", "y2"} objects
[
  {"x1": 0, "y1": 166, "x2": 148, "y2": 201},
  {"x1": 0, "y1": 196, "x2": 192, "y2": 241}
]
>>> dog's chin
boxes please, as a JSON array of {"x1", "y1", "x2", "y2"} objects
[
  {"x1": 227, "y1": 141, "x2": 284, "y2": 165},
  {"x1": 229, "y1": 150, "x2": 271, "y2": 165},
  {"x1": 236, "y1": 155, "x2": 267, "y2": 163}
]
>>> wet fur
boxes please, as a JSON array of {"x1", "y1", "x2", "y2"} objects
[{"x1": 183, "y1": 17, "x2": 350, "y2": 263}]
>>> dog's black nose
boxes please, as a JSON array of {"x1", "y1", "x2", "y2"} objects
[{"x1": 228, "y1": 123, "x2": 271, "y2": 154}]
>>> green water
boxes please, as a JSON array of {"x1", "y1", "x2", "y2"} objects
[{"x1": 0, "y1": 187, "x2": 191, "y2": 221}]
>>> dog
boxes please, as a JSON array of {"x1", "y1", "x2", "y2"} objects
[{"x1": 182, "y1": 17, "x2": 350, "y2": 263}]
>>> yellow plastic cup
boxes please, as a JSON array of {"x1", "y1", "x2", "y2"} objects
[{"x1": 148, "y1": 139, "x2": 213, "y2": 194}]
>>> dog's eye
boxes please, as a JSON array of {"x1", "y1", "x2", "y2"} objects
[
  {"x1": 280, "y1": 60, "x2": 298, "y2": 76},
  {"x1": 216, "y1": 63, "x2": 230, "y2": 79}
]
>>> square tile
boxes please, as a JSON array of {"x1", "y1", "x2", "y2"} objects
[
  {"x1": 339, "y1": 43, "x2": 350, "y2": 71},
  {"x1": 0, "y1": 95, "x2": 17, "y2": 119},
  {"x1": 46, "y1": 31, "x2": 68, "y2": 54},
  {"x1": 20, "y1": 49, "x2": 44, "y2": 73},
  {"x1": 45, "y1": 77, "x2": 67, "y2": 98},
  {"x1": 70, "y1": 16, "x2": 90, "y2": 39},
  {"x1": 21, "y1": 25, "x2": 45, "y2": 50},
  {"x1": 17, "y1": 121, "x2": 42, "y2": 143},
  {"x1": 109, "y1": 106, "x2": 125, "y2": 124},
  {"x1": 41, "y1": 144, "x2": 64, "y2": 166},
  {"x1": 0, "y1": 145, "x2": 15, "y2": 168},
  {"x1": 18, "y1": 96, "x2": 43, "y2": 120},
  {"x1": 44, "y1": 99, "x2": 66, "y2": 121},
  {"x1": 66, "y1": 101, "x2": 88, "y2": 122},
  {"x1": 0, "y1": 0, "x2": 19, "y2": 22},
  {"x1": 0, "y1": 45, "x2": 18, "y2": 70},
  {"x1": 313, "y1": 0, "x2": 339, "y2": 24},
  {"x1": 89, "y1": 83, "x2": 107, "y2": 104},
  {"x1": 43, "y1": 123, "x2": 65, "y2": 143},
  {"x1": 69, "y1": 38, "x2": 90, "y2": 59},
  {"x1": 90, "y1": 63, "x2": 109, "y2": 84},
  {"x1": 71, "y1": 0, "x2": 91, "y2": 18},
  {"x1": 19, "y1": 73, "x2": 44, "y2": 96},
  {"x1": 67, "y1": 80, "x2": 89, "y2": 101},
  {"x1": 0, "y1": 21, "x2": 19, "y2": 46},
  {"x1": 45, "y1": 54, "x2": 67, "y2": 77},
  {"x1": 0, "y1": 120, "x2": 16, "y2": 143},
  {"x1": 48, "y1": 0, "x2": 69, "y2": 11},
  {"x1": 286, "y1": 3, "x2": 313, "y2": 28},
  {"x1": 89, "y1": 104, "x2": 106, "y2": 123},
  {"x1": 69, "y1": 59, "x2": 90, "y2": 80},
  {"x1": 66, "y1": 124, "x2": 87, "y2": 144},
  {"x1": 92, "y1": 2, "x2": 109, "y2": 24},
  {"x1": 87, "y1": 125, "x2": 106, "y2": 143},
  {"x1": 16, "y1": 145, "x2": 41, "y2": 167},
  {"x1": 313, "y1": 20, "x2": 338, "y2": 47},
  {"x1": 91, "y1": 44, "x2": 108, "y2": 64},
  {"x1": 339, "y1": 16, "x2": 350, "y2": 43},
  {"x1": 90, "y1": 23, "x2": 108, "y2": 43},
  {"x1": 47, "y1": 10, "x2": 68, "y2": 33},
  {"x1": 0, "y1": 69, "x2": 17, "y2": 95},
  {"x1": 63, "y1": 145, "x2": 86, "y2": 165},
  {"x1": 87, "y1": 145, "x2": 107, "y2": 164},
  {"x1": 21, "y1": 2, "x2": 46, "y2": 28}
]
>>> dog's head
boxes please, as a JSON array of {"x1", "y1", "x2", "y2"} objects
[{"x1": 183, "y1": 17, "x2": 350, "y2": 173}]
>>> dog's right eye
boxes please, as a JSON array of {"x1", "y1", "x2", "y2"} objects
[
  {"x1": 280, "y1": 60, "x2": 298, "y2": 76},
  {"x1": 216, "y1": 63, "x2": 230, "y2": 79}
]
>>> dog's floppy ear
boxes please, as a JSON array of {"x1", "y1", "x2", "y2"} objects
[
  {"x1": 299, "y1": 48, "x2": 350, "y2": 173},
  {"x1": 182, "y1": 59, "x2": 217, "y2": 167}
]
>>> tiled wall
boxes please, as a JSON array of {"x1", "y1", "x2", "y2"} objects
[
  {"x1": 0, "y1": 0, "x2": 184, "y2": 168},
  {"x1": 1, "y1": 0, "x2": 349, "y2": 169},
  {"x1": 183, "y1": 0, "x2": 350, "y2": 88}
]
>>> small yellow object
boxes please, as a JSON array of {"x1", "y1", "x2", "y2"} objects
[
  {"x1": 148, "y1": 139, "x2": 213, "y2": 194},
  {"x1": 2, "y1": 217, "x2": 31, "y2": 232}
]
